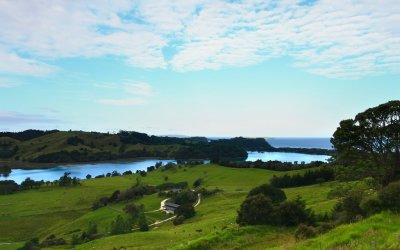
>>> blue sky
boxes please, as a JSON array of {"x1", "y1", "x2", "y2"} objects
[{"x1": 0, "y1": 0, "x2": 399, "y2": 137}]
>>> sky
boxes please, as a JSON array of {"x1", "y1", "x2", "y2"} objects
[{"x1": 0, "y1": 0, "x2": 399, "y2": 137}]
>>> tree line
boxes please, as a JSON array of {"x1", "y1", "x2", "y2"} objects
[{"x1": 213, "y1": 159, "x2": 326, "y2": 171}]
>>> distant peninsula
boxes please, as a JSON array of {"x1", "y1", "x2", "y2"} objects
[{"x1": 0, "y1": 130, "x2": 333, "y2": 168}]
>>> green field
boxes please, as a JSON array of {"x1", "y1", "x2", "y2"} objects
[{"x1": 0, "y1": 163, "x2": 398, "y2": 249}]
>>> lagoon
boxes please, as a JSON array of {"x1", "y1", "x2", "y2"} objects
[
  {"x1": 1, "y1": 152, "x2": 330, "y2": 183},
  {"x1": 246, "y1": 151, "x2": 330, "y2": 163}
]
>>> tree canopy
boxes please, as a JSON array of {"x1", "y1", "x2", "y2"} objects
[{"x1": 331, "y1": 100, "x2": 400, "y2": 183}]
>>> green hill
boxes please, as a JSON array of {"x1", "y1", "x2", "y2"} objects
[{"x1": 1, "y1": 163, "x2": 399, "y2": 249}]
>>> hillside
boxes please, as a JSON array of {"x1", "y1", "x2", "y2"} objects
[
  {"x1": 0, "y1": 163, "x2": 340, "y2": 249},
  {"x1": 0, "y1": 131, "x2": 257, "y2": 167},
  {"x1": 1, "y1": 163, "x2": 399, "y2": 249}
]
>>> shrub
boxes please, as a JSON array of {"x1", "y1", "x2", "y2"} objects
[
  {"x1": 378, "y1": 181, "x2": 400, "y2": 212},
  {"x1": 71, "y1": 234, "x2": 80, "y2": 245},
  {"x1": 173, "y1": 190, "x2": 197, "y2": 205},
  {"x1": 361, "y1": 197, "x2": 382, "y2": 215},
  {"x1": 193, "y1": 178, "x2": 203, "y2": 188},
  {"x1": 275, "y1": 198, "x2": 315, "y2": 226},
  {"x1": 40, "y1": 234, "x2": 66, "y2": 247},
  {"x1": 123, "y1": 203, "x2": 144, "y2": 221},
  {"x1": 236, "y1": 194, "x2": 275, "y2": 226},
  {"x1": 173, "y1": 215, "x2": 185, "y2": 225},
  {"x1": 247, "y1": 184, "x2": 286, "y2": 204},
  {"x1": 138, "y1": 214, "x2": 149, "y2": 232},
  {"x1": 0, "y1": 180, "x2": 19, "y2": 195},
  {"x1": 176, "y1": 204, "x2": 196, "y2": 219},
  {"x1": 18, "y1": 238, "x2": 41, "y2": 250},
  {"x1": 342, "y1": 192, "x2": 365, "y2": 219},
  {"x1": 316, "y1": 222, "x2": 336, "y2": 234},
  {"x1": 110, "y1": 215, "x2": 132, "y2": 235},
  {"x1": 295, "y1": 224, "x2": 317, "y2": 240}
]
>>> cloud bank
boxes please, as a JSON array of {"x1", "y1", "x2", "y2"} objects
[{"x1": 0, "y1": 0, "x2": 399, "y2": 79}]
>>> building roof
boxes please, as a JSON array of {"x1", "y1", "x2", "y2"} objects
[{"x1": 163, "y1": 202, "x2": 180, "y2": 210}]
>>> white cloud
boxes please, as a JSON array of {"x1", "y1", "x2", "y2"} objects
[
  {"x1": 0, "y1": 51, "x2": 55, "y2": 76},
  {"x1": 97, "y1": 98, "x2": 147, "y2": 106},
  {"x1": 124, "y1": 82, "x2": 154, "y2": 96},
  {"x1": 0, "y1": 0, "x2": 399, "y2": 78},
  {"x1": 95, "y1": 81, "x2": 154, "y2": 106}
]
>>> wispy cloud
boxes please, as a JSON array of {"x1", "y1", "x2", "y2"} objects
[
  {"x1": 0, "y1": 0, "x2": 399, "y2": 79},
  {"x1": 0, "y1": 112, "x2": 58, "y2": 124},
  {"x1": 124, "y1": 82, "x2": 154, "y2": 96},
  {"x1": 97, "y1": 98, "x2": 146, "y2": 106},
  {"x1": 0, "y1": 77, "x2": 21, "y2": 88},
  {"x1": 96, "y1": 81, "x2": 154, "y2": 106}
]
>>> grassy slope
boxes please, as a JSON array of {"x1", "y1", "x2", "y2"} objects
[
  {"x1": 281, "y1": 212, "x2": 400, "y2": 250},
  {"x1": 2, "y1": 163, "x2": 396, "y2": 250}
]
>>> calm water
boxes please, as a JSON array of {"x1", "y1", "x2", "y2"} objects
[
  {"x1": 1, "y1": 159, "x2": 176, "y2": 184},
  {"x1": 266, "y1": 137, "x2": 332, "y2": 149},
  {"x1": 1, "y1": 152, "x2": 330, "y2": 183},
  {"x1": 246, "y1": 151, "x2": 330, "y2": 163}
]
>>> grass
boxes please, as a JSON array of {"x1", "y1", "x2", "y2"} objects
[
  {"x1": 282, "y1": 212, "x2": 400, "y2": 250},
  {"x1": 1, "y1": 163, "x2": 394, "y2": 250}
]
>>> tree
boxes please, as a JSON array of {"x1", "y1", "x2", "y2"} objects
[
  {"x1": 236, "y1": 194, "x2": 275, "y2": 226},
  {"x1": 247, "y1": 184, "x2": 286, "y2": 203},
  {"x1": 275, "y1": 197, "x2": 315, "y2": 226},
  {"x1": 378, "y1": 181, "x2": 400, "y2": 212},
  {"x1": 110, "y1": 215, "x2": 131, "y2": 235},
  {"x1": 331, "y1": 101, "x2": 400, "y2": 184},
  {"x1": 138, "y1": 214, "x2": 149, "y2": 231},
  {"x1": 123, "y1": 203, "x2": 144, "y2": 221},
  {"x1": 176, "y1": 204, "x2": 195, "y2": 219}
]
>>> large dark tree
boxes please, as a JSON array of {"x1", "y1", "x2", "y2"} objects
[{"x1": 331, "y1": 101, "x2": 400, "y2": 183}]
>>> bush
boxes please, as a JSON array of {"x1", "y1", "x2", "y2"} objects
[
  {"x1": 342, "y1": 192, "x2": 364, "y2": 215},
  {"x1": 247, "y1": 184, "x2": 286, "y2": 204},
  {"x1": 295, "y1": 224, "x2": 317, "y2": 240},
  {"x1": 18, "y1": 238, "x2": 41, "y2": 250},
  {"x1": 316, "y1": 222, "x2": 336, "y2": 234},
  {"x1": 275, "y1": 198, "x2": 315, "y2": 226},
  {"x1": 236, "y1": 194, "x2": 275, "y2": 226},
  {"x1": 332, "y1": 191, "x2": 365, "y2": 223},
  {"x1": 40, "y1": 234, "x2": 66, "y2": 247},
  {"x1": 123, "y1": 203, "x2": 144, "y2": 220},
  {"x1": 176, "y1": 204, "x2": 195, "y2": 219},
  {"x1": 173, "y1": 190, "x2": 197, "y2": 205},
  {"x1": 193, "y1": 178, "x2": 203, "y2": 188},
  {"x1": 0, "y1": 180, "x2": 19, "y2": 195},
  {"x1": 378, "y1": 181, "x2": 400, "y2": 212},
  {"x1": 173, "y1": 215, "x2": 185, "y2": 225},
  {"x1": 110, "y1": 215, "x2": 132, "y2": 235},
  {"x1": 361, "y1": 197, "x2": 382, "y2": 215},
  {"x1": 138, "y1": 214, "x2": 149, "y2": 231}
]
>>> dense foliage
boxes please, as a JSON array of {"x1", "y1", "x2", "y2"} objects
[
  {"x1": 216, "y1": 137, "x2": 274, "y2": 151},
  {"x1": 0, "y1": 180, "x2": 19, "y2": 194},
  {"x1": 0, "y1": 129, "x2": 59, "y2": 141},
  {"x1": 236, "y1": 193, "x2": 314, "y2": 227},
  {"x1": 215, "y1": 159, "x2": 325, "y2": 171},
  {"x1": 331, "y1": 100, "x2": 400, "y2": 184},
  {"x1": 247, "y1": 184, "x2": 286, "y2": 203},
  {"x1": 270, "y1": 167, "x2": 334, "y2": 188}
]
